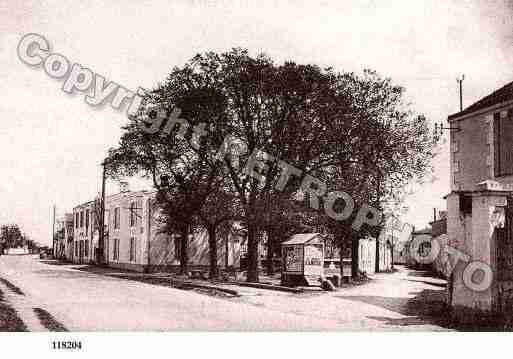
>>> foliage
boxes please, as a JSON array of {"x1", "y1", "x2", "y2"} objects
[{"x1": 106, "y1": 48, "x2": 438, "y2": 282}]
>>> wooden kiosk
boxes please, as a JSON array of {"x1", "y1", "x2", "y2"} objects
[{"x1": 281, "y1": 233, "x2": 325, "y2": 287}]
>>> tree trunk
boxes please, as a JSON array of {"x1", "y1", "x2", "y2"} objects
[
  {"x1": 351, "y1": 235, "x2": 360, "y2": 280},
  {"x1": 391, "y1": 244, "x2": 394, "y2": 269},
  {"x1": 266, "y1": 227, "x2": 274, "y2": 276},
  {"x1": 179, "y1": 227, "x2": 189, "y2": 275},
  {"x1": 207, "y1": 224, "x2": 219, "y2": 280},
  {"x1": 338, "y1": 241, "x2": 344, "y2": 282},
  {"x1": 375, "y1": 238, "x2": 380, "y2": 273},
  {"x1": 246, "y1": 224, "x2": 259, "y2": 282},
  {"x1": 339, "y1": 241, "x2": 345, "y2": 279}
]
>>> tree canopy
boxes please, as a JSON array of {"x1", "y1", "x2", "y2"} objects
[{"x1": 106, "y1": 48, "x2": 437, "y2": 282}]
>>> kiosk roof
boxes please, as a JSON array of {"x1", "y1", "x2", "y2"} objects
[{"x1": 282, "y1": 233, "x2": 323, "y2": 246}]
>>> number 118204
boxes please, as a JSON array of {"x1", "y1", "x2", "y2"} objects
[{"x1": 51, "y1": 341, "x2": 82, "y2": 350}]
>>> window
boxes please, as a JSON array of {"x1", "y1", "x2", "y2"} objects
[
  {"x1": 130, "y1": 202, "x2": 136, "y2": 227},
  {"x1": 75, "y1": 241, "x2": 78, "y2": 257},
  {"x1": 113, "y1": 239, "x2": 119, "y2": 260},
  {"x1": 494, "y1": 111, "x2": 513, "y2": 177},
  {"x1": 114, "y1": 207, "x2": 120, "y2": 229},
  {"x1": 75, "y1": 213, "x2": 79, "y2": 228},
  {"x1": 91, "y1": 215, "x2": 95, "y2": 236},
  {"x1": 129, "y1": 237, "x2": 136, "y2": 262},
  {"x1": 453, "y1": 160, "x2": 460, "y2": 173},
  {"x1": 85, "y1": 239, "x2": 89, "y2": 257},
  {"x1": 452, "y1": 140, "x2": 459, "y2": 153},
  {"x1": 80, "y1": 211, "x2": 84, "y2": 228},
  {"x1": 137, "y1": 200, "x2": 142, "y2": 227},
  {"x1": 85, "y1": 209, "x2": 90, "y2": 233},
  {"x1": 174, "y1": 235, "x2": 181, "y2": 260}
]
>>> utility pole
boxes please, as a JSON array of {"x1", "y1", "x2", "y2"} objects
[
  {"x1": 52, "y1": 204, "x2": 56, "y2": 256},
  {"x1": 457, "y1": 74, "x2": 465, "y2": 111},
  {"x1": 98, "y1": 161, "x2": 107, "y2": 265}
]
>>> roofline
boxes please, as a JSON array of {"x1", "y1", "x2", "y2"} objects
[
  {"x1": 448, "y1": 98, "x2": 513, "y2": 122},
  {"x1": 443, "y1": 189, "x2": 513, "y2": 200},
  {"x1": 73, "y1": 189, "x2": 155, "y2": 210}
]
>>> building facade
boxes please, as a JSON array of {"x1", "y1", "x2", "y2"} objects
[
  {"x1": 430, "y1": 212, "x2": 448, "y2": 278},
  {"x1": 403, "y1": 227, "x2": 432, "y2": 268},
  {"x1": 69, "y1": 189, "x2": 244, "y2": 272},
  {"x1": 53, "y1": 213, "x2": 73, "y2": 260},
  {"x1": 446, "y1": 81, "x2": 513, "y2": 314}
]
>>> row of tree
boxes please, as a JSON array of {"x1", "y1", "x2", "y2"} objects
[
  {"x1": 0, "y1": 224, "x2": 37, "y2": 252},
  {"x1": 106, "y1": 49, "x2": 437, "y2": 282}
]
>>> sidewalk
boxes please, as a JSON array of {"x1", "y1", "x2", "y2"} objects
[
  {"x1": 65, "y1": 262, "x2": 312, "y2": 297},
  {"x1": 41, "y1": 259, "x2": 378, "y2": 299}
]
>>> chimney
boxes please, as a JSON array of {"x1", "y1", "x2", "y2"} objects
[{"x1": 119, "y1": 181, "x2": 130, "y2": 193}]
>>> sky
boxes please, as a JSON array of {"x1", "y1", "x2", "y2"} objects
[{"x1": 1, "y1": 0, "x2": 513, "y2": 245}]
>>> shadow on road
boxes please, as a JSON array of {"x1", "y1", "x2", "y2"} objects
[
  {"x1": 341, "y1": 289, "x2": 453, "y2": 329},
  {"x1": 406, "y1": 279, "x2": 446, "y2": 288},
  {"x1": 39, "y1": 260, "x2": 74, "y2": 266},
  {"x1": 342, "y1": 288, "x2": 512, "y2": 331}
]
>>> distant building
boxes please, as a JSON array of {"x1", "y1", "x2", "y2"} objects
[
  {"x1": 69, "y1": 188, "x2": 245, "y2": 272},
  {"x1": 404, "y1": 227, "x2": 432, "y2": 269},
  {"x1": 392, "y1": 222, "x2": 414, "y2": 265},
  {"x1": 53, "y1": 213, "x2": 73, "y2": 260},
  {"x1": 430, "y1": 211, "x2": 448, "y2": 278},
  {"x1": 358, "y1": 237, "x2": 391, "y2": 274}
]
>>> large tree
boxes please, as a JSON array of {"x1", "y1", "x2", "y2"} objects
[
  {"x1": 312, "y1": 70, "x2": 437, "y2": 278},
  {"x1": 106, "y1": 58, "x2": 231, "y2": 275},
  {"x1": 107, "y1": 49, "x2": 437, "y2": 284}
]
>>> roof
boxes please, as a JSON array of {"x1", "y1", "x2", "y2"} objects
[
  {"x1": 448, "y1": 80, "x2": 513, "y2": 121},
  {"x1": 73, "y1": 189, "x2": 154, "y2": 210},
  {"x1": 412, "y1": 227, "x2": 432, "y2": 235},
  {"x1": 282, "y1": 233, "x2": 323, "y2": 245}
]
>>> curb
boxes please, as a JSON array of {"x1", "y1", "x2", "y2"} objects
[
  {"x1": 230, "y1": 282, "x2": 303, "y2": 293},
  {"x1": 174, "y1": 281, "x2": 240, "y2": 296},
  {"x1": 113, "y1": 274, "x2": 241, "y2": 297}
]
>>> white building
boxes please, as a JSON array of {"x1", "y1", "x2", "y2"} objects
[
  {"x1": 70, "y1": 188, "x2": 245, "y2": 272},
  {"x1": 446, "y1": 80, "x2": 513, "y2": 316}
]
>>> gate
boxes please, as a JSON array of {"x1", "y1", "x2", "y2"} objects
[
  {"x1": 496, "y1": 196, "x2": 513, "y2": 314},
  {"x1": 496, "y1": 197, "x2": 513, "y2": 281}
]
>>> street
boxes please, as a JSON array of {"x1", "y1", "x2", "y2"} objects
[{"x1": 0, "y1": 255, "x2": 451, "y2": 331}]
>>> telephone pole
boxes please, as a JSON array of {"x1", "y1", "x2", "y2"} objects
[
  {"x1": 457, "y1": 74, "x2": 465, "y2": 111},
  {"x1": 52, "y1": 204, "x2": 56, "y2": 256}
]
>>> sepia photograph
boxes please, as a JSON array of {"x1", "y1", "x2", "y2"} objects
[{"x1": 1, "y1": 0, "x2": 513, "y2": 356}]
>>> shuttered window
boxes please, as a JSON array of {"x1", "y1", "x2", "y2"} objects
[
  {"x1": 129, "y1": 237, "x2": 136, "y2": 262},
  {"x1": 85, "y1": 209, "x2": 90, "y2": 233},
  {"x1": 113, "y1": 239, "x2": 119, "y2": 260},
  {"x1": 494, "y1": 111, "x2": 513, "y2": 177},
  {"x1": 129, "y1": 202, "x2": 136, "y2": 227},
  {"x1": 114, "y1": 208, "x2": 120, "y2": 229}
]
